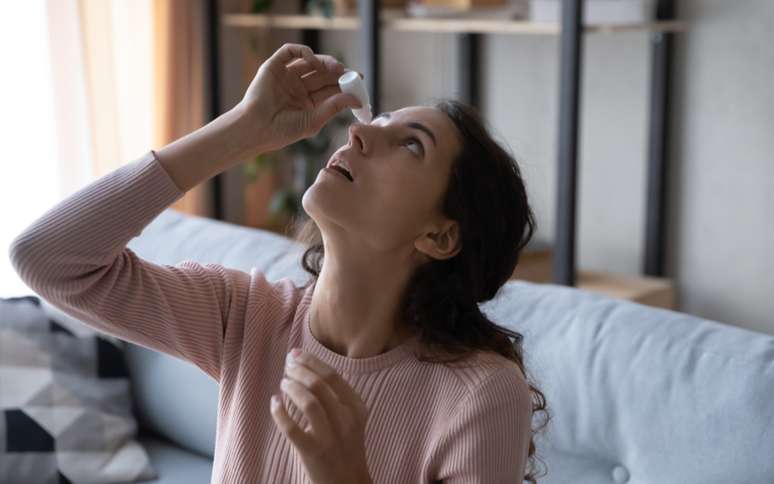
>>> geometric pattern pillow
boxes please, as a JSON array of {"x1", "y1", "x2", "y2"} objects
[{"x1": 0, "y1": 295, "x2": 157, "y2": 483}]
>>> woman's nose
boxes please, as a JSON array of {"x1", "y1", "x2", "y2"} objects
[{"x1": 348, "y1": 122, "x2": 368, "y2": 154}]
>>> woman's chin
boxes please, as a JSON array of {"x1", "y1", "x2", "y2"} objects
[{"x1": 302, "y1": 185, "x2": 343, "y2": 220}]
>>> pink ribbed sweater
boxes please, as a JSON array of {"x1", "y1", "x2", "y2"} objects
[{"x1": 9, "y1": 150, "x2": 532, "y2": 483}]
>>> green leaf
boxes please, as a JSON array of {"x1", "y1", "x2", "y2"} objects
[
  {"x1": 250, "y1": 0, "x2": 272, "y2": 13},
  {"x1": 305, "y1": 0, "x2": 335, "y2": 17},
  {"x1": 243, "y1": 161, "x2": 258, "y2": 183},
  {"x1": 321, "y1": 1, "x2": 334, "y2": 18},
  {"x1": 243, "y1": 153, "x2": 277, "y2": 183},
  {"x1": 269, "y1": 189, "x2": 299, "y2": 217},
  {"x1": 254, "y1": 152, "x2": 275, "y2": 169}
]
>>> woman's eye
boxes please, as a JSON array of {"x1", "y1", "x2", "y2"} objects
[{"x1": 403, "y1": 137, "x2": 422, "y2": 156}]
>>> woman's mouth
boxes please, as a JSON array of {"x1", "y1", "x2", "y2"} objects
[
  {"x1": 324, "y1": 165, "x2": 354, "y2": 182},
  {"x1": 323, "y1": 166, "x2": 354, "y2": 182}
]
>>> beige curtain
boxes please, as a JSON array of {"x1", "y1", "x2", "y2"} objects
[
  {"x1": 44, "y1": 0, "x2": 211, "y2": 217},
  {"x1": 152, "y1": 0, "x2": 212, "y2": 217}
]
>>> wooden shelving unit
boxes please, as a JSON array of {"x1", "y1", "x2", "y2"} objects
[
  {"x1": 511, "y1": 246, "x2": 674, "y2": 310},
  {"x1": 222, "y1": 12, "x2": 687, "y2": 35},
  {"x1": 213, "y1": 1, "x2": 684, "y2": 310}
]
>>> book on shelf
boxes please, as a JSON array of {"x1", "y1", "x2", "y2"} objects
[
  {"x1": 529, "y1": 0, "x2": 656, "y2": 25},
  {"x1": 406, "y1": 0, "x2": 529, "y2": 19}
]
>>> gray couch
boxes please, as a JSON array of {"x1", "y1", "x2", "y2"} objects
[{"x1": 49, "y1": 207, "x2": 774, "y2": 483}]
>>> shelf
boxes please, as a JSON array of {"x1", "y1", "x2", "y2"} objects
[
  {"x1": 222, "y1": 13, "x2": 688, "y2": 36},
  {"x1": 575, "y1": 269, "x2": 674, "y2": 310},
  {"x1": 511, "y1": 248, "x2": 675, "y2": 310}
]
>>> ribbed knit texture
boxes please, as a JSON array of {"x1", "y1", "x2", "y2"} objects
[{"x1": 9, "y1": 150, "x2": 533, "y2": 483}]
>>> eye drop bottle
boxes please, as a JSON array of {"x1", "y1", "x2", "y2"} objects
[{"x1": 338, "y1": 70, "x2": 373, "y2": 123}]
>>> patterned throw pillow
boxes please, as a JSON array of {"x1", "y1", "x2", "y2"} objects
[{"x1": 0, "y1": 295, "x2": 157, "y2": 483}]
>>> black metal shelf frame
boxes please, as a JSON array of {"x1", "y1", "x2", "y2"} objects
[{"x1": 206, "y1": 0, "x2": 677, "y2": 286}]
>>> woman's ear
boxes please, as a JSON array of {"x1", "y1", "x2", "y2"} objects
[{"x1": 414, "y1": 221, "x2": 461, "y2": 261}]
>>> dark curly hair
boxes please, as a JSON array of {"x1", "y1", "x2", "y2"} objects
[{"x1": 290, "y1": 98, "x2": 550, "y2": 483}]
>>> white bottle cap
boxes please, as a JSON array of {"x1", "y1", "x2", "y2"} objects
[{"x1": 338, "y1": 70, "x2": 372, "y2": 123}]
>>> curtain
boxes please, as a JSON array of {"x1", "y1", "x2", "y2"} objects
[
  {"x1": 3, "y1": 0, "x2": 214, "y2": 296},
  {"x1": 1, "y1": 2, "x2": 62, "y2": 297},
  {"x1": 152, "y1": 0, "x2": 212, "y2": 217},
  {"x1": 46, "y1": 0, "x2": 211, "y2": 216}
]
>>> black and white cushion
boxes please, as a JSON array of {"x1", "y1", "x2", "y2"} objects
[{"x1": 0, "y1": 295, "x2": 156, "y2": 483}]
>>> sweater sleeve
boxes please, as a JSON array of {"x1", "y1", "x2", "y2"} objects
[
  {"x1": 8, "y1": 150, "x2": 249, "y2": 383},
  {"x1": 434, "y1": 366, "x2": 533, "y2": 484}
]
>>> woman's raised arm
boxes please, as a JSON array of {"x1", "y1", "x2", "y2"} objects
[
  {"x1": 8, "y1": 150, "x2": 247, "y2": 382},
  {"x1": 9, "y1": 43, "x2": 362, "y2": 382},
  {"x1": 156, "y1": 42, "x2": 362, "y2": 193}
]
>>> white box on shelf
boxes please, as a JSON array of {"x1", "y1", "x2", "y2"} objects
[
  {"x1": 406, "y1": 0, "x2": 529, "y2": 19},
  {"x1": 529, "y1": 0, "x2": 655, "y2": 25}
]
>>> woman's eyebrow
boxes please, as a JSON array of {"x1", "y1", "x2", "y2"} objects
[{"x1": 374, "y1": 111, "x2": 437, "y2": 149}]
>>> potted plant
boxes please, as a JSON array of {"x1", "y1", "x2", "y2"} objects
[{"x1": 243, "y1": 110, "x2": 350, "y2": 234}]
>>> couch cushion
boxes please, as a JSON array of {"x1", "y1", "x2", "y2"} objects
[
  {"x1": 124, "y1": 433, "x2": 213, "y2": 484},
  {"x1": 123, "y1": 344, "x2": 219, "y2": 459},
  {"x1": 0, "y1": 295, "x2": 156, "y2": 483},
  {"x1": 481, "y1": 280, "x2": 774, "y2": 483},
  {"x1": 128, "y1": 208, "x2": 308, "y2": 285}
]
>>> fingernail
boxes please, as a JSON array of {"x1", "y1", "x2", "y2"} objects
[
  {"x1": 285, "y1": 352, "x2": 297, "y2": 368},
  {"x1": 280, "y1": 378, "x2": 292, "y2": 391},
  {"x1": 270, "y1": 395, "x2": 279, "y2": 412},
  {"x1": 290, "y1": 348, "x2": 302, "y2": 358}
]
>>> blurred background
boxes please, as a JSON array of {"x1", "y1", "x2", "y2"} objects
[{"x1": 1, "y1": 0, "x2": 772, "y2": 336}]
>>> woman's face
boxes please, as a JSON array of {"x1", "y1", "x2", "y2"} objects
[{"x1": 302, "y1": 106, "x2": 462, "y2": 258}]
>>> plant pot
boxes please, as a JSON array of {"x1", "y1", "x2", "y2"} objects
[{"x1": 243, "y1": 164, "x2": 278, "y2": 230}]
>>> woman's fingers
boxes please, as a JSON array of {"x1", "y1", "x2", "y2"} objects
[
  {"x1": 271, "y1": 42, "x2": 324, "y2": 74},
  {"x1": 309, "y1": 85, "x2": 341, "y2": 106},
  {"x1": 268, "y1": 60, "x2": 311, "y2": 110},
  {"x1": 288, "y1": 55, "x2": 346, "y2": 94},
  {"x1": 267, "y1": 43, "x2": 325, "y2": 110},
  {"x1": 311, "y1": 92, "x2": 362, "y2": 129},
  {"x1": 262, "y1": 43, "x2": 365, "y2": 117}
]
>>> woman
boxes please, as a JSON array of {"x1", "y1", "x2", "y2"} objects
[{"x1": 10, "y1": 43, "x2": 548, "y2": 483}]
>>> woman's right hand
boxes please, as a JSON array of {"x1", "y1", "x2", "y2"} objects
[{"x1": 237, "y1": 43, "x2": 364, "y2": 155}]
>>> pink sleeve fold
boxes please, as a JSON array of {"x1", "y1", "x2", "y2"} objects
[
  {"x1": 434, "y1": 366, "x2": 533, "y2": 483},
  {"x1": 8, "y1": 150, "x2": 250, "y2": 383}
]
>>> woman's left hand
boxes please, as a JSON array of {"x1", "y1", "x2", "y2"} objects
[
  {"x1": 271, "y1": 348, "x2": 372, "y2": 484},
  {"x1": 237, "y1": 43, "x2": 363, "y2": 155}
]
